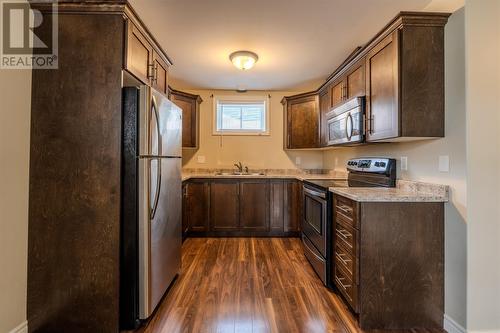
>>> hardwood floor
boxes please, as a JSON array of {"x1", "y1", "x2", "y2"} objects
[{"x1": 134, "y1": 238, "x2": 444, "y2": 333}]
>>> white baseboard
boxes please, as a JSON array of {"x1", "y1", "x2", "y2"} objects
[
  {"x1": 444, "y1": 314, "x2": 466, "y2": 333},
  {"x1": 8, "y1": 321, "x2": 28, "y2": 333}
]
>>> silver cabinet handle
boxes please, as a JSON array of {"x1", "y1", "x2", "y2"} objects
[
  {"x1": 336, "y1": 252, "x2": 352, "y2": 266},
  {"x1": 337, "y1": 229, "x2": 352, "y2": 239},
  {"x1": 337, "y1": 204, "x2": 352, "y2": 215},
  {"x1": 336, "y1": 276, "x2": 352, "y2": 289}
]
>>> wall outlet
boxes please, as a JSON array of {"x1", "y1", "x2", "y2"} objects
[
  {"x1": 295, "y1": 156, "x2": 301, "y2": 165},
  {"x1": 400, "y1": 157, "x2": 408, "y2": 171},
  {"x1": 197, "y1": 155, "x2": 206, "y2": 164},
  {"x1": 439, "y1": 155, "x2": 450, "y2": 172}
]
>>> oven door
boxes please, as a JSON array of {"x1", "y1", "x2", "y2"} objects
[
  {"x1": 302, "y1": 185, "x2": 327, "y2": 257},
  {"x1": 327, "y1": 100, "x2": 364, "y2": 146}
]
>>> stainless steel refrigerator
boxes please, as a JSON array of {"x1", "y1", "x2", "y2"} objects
[{"x1": 121, "y1": 85, "x2": 182, "y2": 330}]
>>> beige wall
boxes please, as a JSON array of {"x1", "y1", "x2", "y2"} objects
[
  {"x1": 323, "y1": 8, "x2": 467, "y2": 328},
  {"x1": 181, "y1": 89, "x2": 324, "y2": 170},
  {"x1": 0, "y1": 69, "x2": 31, "y2": 332},
  {"x1": 465, "y1": 0, "x2": 500, "y2": 331}
]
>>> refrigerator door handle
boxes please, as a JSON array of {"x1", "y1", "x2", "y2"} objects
[
  {"x1": 150, "y1": 158, "x2": 162, "y2": 220},
  {"x1": 151, "y1": 95, "x2": 162, "y2": 156}
]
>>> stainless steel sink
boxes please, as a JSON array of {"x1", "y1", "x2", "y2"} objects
[{"x1": 214, "y1": 172, "x2": 266, "y2": 176}]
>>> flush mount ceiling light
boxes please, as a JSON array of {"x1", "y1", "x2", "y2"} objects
[{"x1": 229, "y1": 51, "x2": 258, "y2": 70}]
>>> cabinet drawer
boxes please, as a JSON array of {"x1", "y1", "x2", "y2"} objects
[
  {"x1": 302, "y1": 235, "x2": 326, "y2": 284},
  {"x1": 334, "y1": 195, "x2": 357, "y2": 228},
  {"x1": 335, "y1": 220, "x2": 357, "y2": 257},
  {"x1": 334, "y1": 265, "x2": 358, "y2": 312},
  {"x1": 334, "y1": 242, "x2": 358, "y2": 283}
]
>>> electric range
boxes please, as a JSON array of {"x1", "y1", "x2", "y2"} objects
[{"x1": 301, "y1": 157, "x2": 396, "y2": 288}]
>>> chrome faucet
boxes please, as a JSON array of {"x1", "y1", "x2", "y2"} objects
[{"x1": 233, "y1": 161, "x2": 243, "y2": 173}]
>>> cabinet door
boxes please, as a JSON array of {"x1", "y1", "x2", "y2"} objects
[
  {"x1": 331, "y1": 81, "x2": 346, "y2": 108},
  {"x1": 184, "y1": 181, "x2": 210, "y2": 232},
  {"x1": 151, "y1": 51, "x2": 169, "y2": 95},
  {"x1": 365, "y1": 31, "x2": 399, "y2": 141},
  {"x1": 171, "y1": 92, "x2": 198, "y2": 148},
  {"x1": 284, "y1": 180, "x2": 302, "y2": 232},
  {"x1": 319, "y1": 89, "x2": 331, "y2": 147},
  {"x1": 126, "y1": 22, "x2": 153, "y2": 84},
  {"x1": 347, "y1": 63, "x2": 365, "y2": 99},
  {"x1": 287, "y1": 95, "x2": 320, "y2": 149},
  {"x1": 270, "y1": 180, "x2": 285, "y2": 232},
  {"x1": 210, "y1": 181, "x2": 239, "y2": 231},
  {"x1": 240, "y1": 181, "x2": 269, "y2": 231}
]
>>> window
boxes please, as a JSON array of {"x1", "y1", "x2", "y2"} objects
[{"x1": 213, "y1": 95, "x2": 269, "y2": 135}]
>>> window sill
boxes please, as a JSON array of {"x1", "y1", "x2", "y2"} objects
[{"x1": 212, "y1": 131, "x2": 270, "y2": 136}]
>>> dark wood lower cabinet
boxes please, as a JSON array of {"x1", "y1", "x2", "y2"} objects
[
  {"x1": 210, "y1": 181, "x2": 240, "y2": 231},
  {"x1": 332, "y1": 194, "x2": 444, "y2": 330},
  {"x1": 285, "y1": 180, "x2": 302, "y2": 232},
  {"x1": 183, "y1": 178, "x2": 302, "y2": 237},
  {"x1": 240, "y1": 181, "x2": 270, "y2": 231},
  {"x1": 183, "y1": 181, "x2": 210, "y2": 233}
]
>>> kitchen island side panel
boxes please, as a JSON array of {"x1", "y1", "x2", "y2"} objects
[{"x1": 359, "y1": 202, "x2": 444, "y2": 329}]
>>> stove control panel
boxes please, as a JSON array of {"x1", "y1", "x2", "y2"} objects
[{"x1": 346, "y1": 158, "x2": 396, "y2": 173}]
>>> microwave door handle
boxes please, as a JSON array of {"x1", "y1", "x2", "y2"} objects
[
  {"x1": 151, "y1": 95, "x2": 162, "y2": 156},
  {"x1": 346, "y1": 113, "x2": 353, "y2": 141},
  {"x1": 150, "y1": 158, "x2": 162, "y2": 219}
]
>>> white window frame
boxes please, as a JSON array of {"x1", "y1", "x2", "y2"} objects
[{"x1": 212, "y1": 95, "x2": 270, "y2": 136}]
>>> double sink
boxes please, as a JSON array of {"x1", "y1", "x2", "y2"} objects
[
  {"x1": 214, "y1": 172, "x2": 266, "y2": 176},
  {"x1": 214, "y1": 162, "x2": 265, "y2": 177}
]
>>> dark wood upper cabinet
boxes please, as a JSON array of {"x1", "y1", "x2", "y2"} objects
[
  {"x1": 287, "y1": 12, "x2": 449, "y2": 148},
  {"x1": 365, "y1": 16, "x2": 448, "y2": 142},
  {"x1": 210, "y1": 181, "x2": 239, "y2": 231},
  {"x1": 152, "y1": 50, "x2": 169, "y2": 95},
  {"x1": 319, "y1": 89, "x2": 331, "y2": 147},
  {"x1": 125, "y1": 21, "x2": 171, "y2": 95},
  {"x1": 169, "y1": 88, "x2": 203, "y2": 149},
  {"x1": 184, "y1": 181, "x2": 210, "y2": 233},
  {"x1": 331, "y1": 81, "x2": 346, "y2": 108},
  {"x1": 239, "y1": 181, "x2": 270, "y2": 231},
  {"x1": 329, "y1": 61, "x2": 365, "y2": 110},
  {"x1": 282, "y1": 92, "x2": 320, "y2": 149},
  {"x1": 365, "y1": 32, "x2": 399, "y2": 141},
  {"x1": 125, "y1": 22, "x2": 153, "y2": 84},
  {"x1": 346, "y1": 62, "x2": 365, "y2": 99}
]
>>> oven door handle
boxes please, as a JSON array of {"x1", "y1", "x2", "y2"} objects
[{"x1": 303, "y1": 187, "x2": 326, "y2": 199}]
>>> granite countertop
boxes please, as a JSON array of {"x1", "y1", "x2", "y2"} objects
[
  {"x1": 182, "y1": 173, "x2": 343, "y2": 182},
  {"x1": 329, "y1": 180, "x2": 449, "y2": 203}
]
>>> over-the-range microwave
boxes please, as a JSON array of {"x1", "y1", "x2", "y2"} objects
[{"x1": 326, "y1": 96, "x2": 365, "y2": 146}]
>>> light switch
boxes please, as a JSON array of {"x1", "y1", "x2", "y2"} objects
[
  {"x1": 439, "y1": 155, "x2": 449, "y2": 172},
  {"x1": 295, "y1": 156, "x2": 301, "y2": 165},
  {"x1": 197, "y1": 155, "x2": 206, "y2": 164},
  {"x1": 400, "y1": 157, "x2": 408, "y2": 171}
]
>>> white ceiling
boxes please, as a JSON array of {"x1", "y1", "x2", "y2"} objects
[{"x1": 130, "y1": 0, "x2": 460, "y2": 91}]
